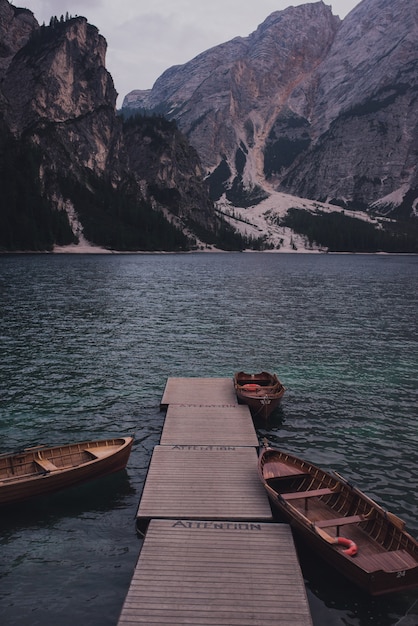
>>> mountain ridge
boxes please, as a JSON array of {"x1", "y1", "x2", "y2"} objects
[
  {"x1": 0, "y1": 0, "x2": 235, "y2": 253},
  {"x1": 0, "y1": 0, "x2": 416, "y2": 253},
  {"x1": 123, "y1": 0, "x2": 418, "y2": 224}
]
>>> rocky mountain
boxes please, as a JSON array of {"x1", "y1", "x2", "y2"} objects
[
  {"x1": 1, "y1": 0, "x2": 417, "y2": 253},
  {"x1": 0, "y1": 0, "x2": 36, "y2": 73},
  {"x1": 124, "y1": 0, "x2": 418, "y2": 226},
  {"x1": 0, "y1": 0, "x2": 232, "y2": 252}
]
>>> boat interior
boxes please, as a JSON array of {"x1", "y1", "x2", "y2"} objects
[
  {"x1": 241, "y1": 379, "x2": 275, "y2": 388},
  {"x1": 263, "y1": 457, "x2": 418, "y2": 572},
  {"x1": 0, "y1": 442, "x2": 117, "y2": 480},
  {"x1": 236, "y1": 372, "x2": 277, "y2": 387}
]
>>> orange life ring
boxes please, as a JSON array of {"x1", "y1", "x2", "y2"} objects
[
  {"x1": 336, "y1": 536, "x2": 358, "y2": 557},
  {"x1": 242, "y1": 384, "x2": 261, "y2": 391}
]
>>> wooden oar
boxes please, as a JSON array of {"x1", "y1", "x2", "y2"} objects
[
  {"x1": 313, "y1": 524, "x2": 338, "y2": 544},
  {"x1": 385, "y1": 511, "x2": 406, "y2": 531}
]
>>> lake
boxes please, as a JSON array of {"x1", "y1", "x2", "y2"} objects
[{"x1": 0, "y1": 252, "x2": 417, "y2": 625}]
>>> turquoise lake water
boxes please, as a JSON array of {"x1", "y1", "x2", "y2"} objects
[{"x1": 0, "y1": 252, "x2": 417, "y2": 625}]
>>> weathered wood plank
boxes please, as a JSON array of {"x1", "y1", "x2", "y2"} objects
[
  {"x1": 118, "y1": 519, "x2": 312, "y2": 626},
  {"x1": 160, "y1": 377, "x2": 237, "y2": 409},
  {"x1": 120, "y1": 376, "x2": 313, "y2": 625},
  {"x1": 160, "y1": 404, "x2": 257, "y2": 446},
  {"x1": 136, "y1": 446, "x2": 272, "y2": 524}
]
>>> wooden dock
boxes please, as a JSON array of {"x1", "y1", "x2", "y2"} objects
[
  {"x1": 118, "y1": 519, "x2": 313, "y2": 626},
  {"x1": 160, "y1": 376, "x2": 237, "y2": 409},
  {"x1": 161, "y1": 404, "x2": 258, "y2": 446},
  {"x1": 118, "y1": 377, "x2": 313, "y2": 625},
  {"x1": 136, "y1": 445, "x2": 272, "y2": 527}
]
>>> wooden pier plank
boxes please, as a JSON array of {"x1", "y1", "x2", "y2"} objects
[
  {"x1": 160, "y1": 377, "x2": 237, "y2": 409},
  {"x1": 119, "y1": 376, "x2": 313, "y2": 625},
  {"x1": 136, "y1": 445, "x2": 272, "y2": 524},
  {"x1": 118, "y1": 519, "x2": 313, "y2": 626},
  {"x1": 160, "y1": 404, "x2": 258, "y2": 447}
]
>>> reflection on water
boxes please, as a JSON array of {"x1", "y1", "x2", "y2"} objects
[
  {"x1": 300, "y1": 542, "x2": 418, "y2": 626},
  {"x1": 0, "y1": 253, "x2": 417, "y2": 625},
  {"x1": 0, "y1": 471, "x2": 135, "y2": 535}
]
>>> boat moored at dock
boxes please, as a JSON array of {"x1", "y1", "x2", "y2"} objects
[
  {"x1": 234, "y1": 371, "x2": 285, "y2": 420},
  {"x1": 258, "y1": 443, "x2": 418, "y2": 596}
]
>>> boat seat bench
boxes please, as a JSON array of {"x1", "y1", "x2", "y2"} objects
[
  {"x1": 282, "y1": 487, "x2": 336, "y2": 500},
  {"x1": 314, "y1": 514, "x2": 367, "y2": 535},
  {"x1": 282, "y1": 487, "x2": 337, "y2": 511},
  {"x1": 84, "y1": 447, "x2": 112, "y2": 459},
  {"x1": 266, "y1": 472, "x2": 311, "y2": 485},
  {"x1": 34, "y1": 458, "x2": 57, "y2": 472}
]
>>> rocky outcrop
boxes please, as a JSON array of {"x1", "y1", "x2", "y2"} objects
[
  {"x1": 3, "y1": 17, "x2": 115, "y2": 135},
  {"x1": 126, "y1": 3, "x2": 339, "y2": 186},
  {"x1": 0, "y1": 2, "x2": 222, "y2": 251},
  {"x1": 123, "y1": 115, "x2": 218, "y2": 233},
  {"x1": 281, "y1": 0, "x2": 418, "y2": 215},
  {"x1": 1, "y1": 16, "x2": 121, "y2": 181},
  {"x1": 123, "y1": 0, "x2": 418, "y2": 218},
  {"x1": 1, "y1": 0, "x2": 416, "y2": 252},
  {"x1": 0, "y1": 0, "x2": 37, "y2": 76}
]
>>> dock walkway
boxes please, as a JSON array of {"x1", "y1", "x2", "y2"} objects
[{"x1": 118, "y1": 377, "x2": 313, "y2": 625}]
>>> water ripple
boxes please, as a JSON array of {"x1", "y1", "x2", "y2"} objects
[{"x1": 0, "y1": 253, "x2": 417, "y2": 625}]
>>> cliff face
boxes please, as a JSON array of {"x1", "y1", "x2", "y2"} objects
[
  {"x1": 1, "y1": 15, "x2": 122, "y2": 183},
  {"x1": 282, "y1": 0, "x2": 418, "y2": 215},
  {"x1": 1, "y1": 0, "x2": 416, "y2": 252},
  {"x1": 126, "y1": 3, "x2": 339, "y2": 181},
  {"x1": 3, "y1": 18, "x2": 114, "y2": 134},
  {"x1": 0, "y1": 2, "x2": 219, "y2": 251},
  {"x1": 0, "y1": 0, "x2": 37, "y2": 76},
  {"x1": 124, "y1": 0, "x2": 418, "y2": 218},
  {"x1": 123, "y1": 116, "x2": 214, "y2": 226}
]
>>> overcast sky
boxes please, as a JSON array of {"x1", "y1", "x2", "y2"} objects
[{"x1": 21, "y1": 0, "x2": 361, "y2": 106}]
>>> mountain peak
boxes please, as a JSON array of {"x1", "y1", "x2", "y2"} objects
[{"x1": 123, "y1": 0, "x2": 418, "y2": 218}]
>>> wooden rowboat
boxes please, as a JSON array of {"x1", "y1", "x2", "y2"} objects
[
  {"x1": 234, "y1": 371, "x2": 285, "y2": 420},
  {"x1": 258, "y1": 443, "x2": 418, "y2": 595},
  {"x1": 0, "y1": 436, "x2": 133, "y2": 506}
]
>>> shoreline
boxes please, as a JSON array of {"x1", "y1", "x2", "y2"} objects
[{"x1": 1, "y1": 247, "x2": 415, "y2": 256}]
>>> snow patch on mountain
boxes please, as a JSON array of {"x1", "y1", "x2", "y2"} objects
[
  {"x1": 216, "y1": 191, "x2": 379, "y2": 252},
  {"x1": 370, "y1": 184, "x2": 410, "y2": 211}
]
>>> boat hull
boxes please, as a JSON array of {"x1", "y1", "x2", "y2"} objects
[
  {"x1": 265, "y1": 485, "x2": 418, "y2": 595},
  {"x1": 259, "y1": 447, "x2": 418, "y2": 596},
  {"x1": 235, "y1": 391, "x2": 282, "y2": 420},
  {"x1": 234, "y1": 371, "x2": 285, "y2": 419},
  {"x1": 0, "y1": 437, "x2": 133, "y2": 506}
]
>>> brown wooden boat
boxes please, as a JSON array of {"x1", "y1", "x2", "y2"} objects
[
  {"x1": 234, "y1": 371, "x2": 285, "y2": 419},
  {"x1": 259, "y1": 443, "x2": 418, "y2": 595},
  {"x1": 0, "y1": 436, "x2": 133, "y2": 506}
]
